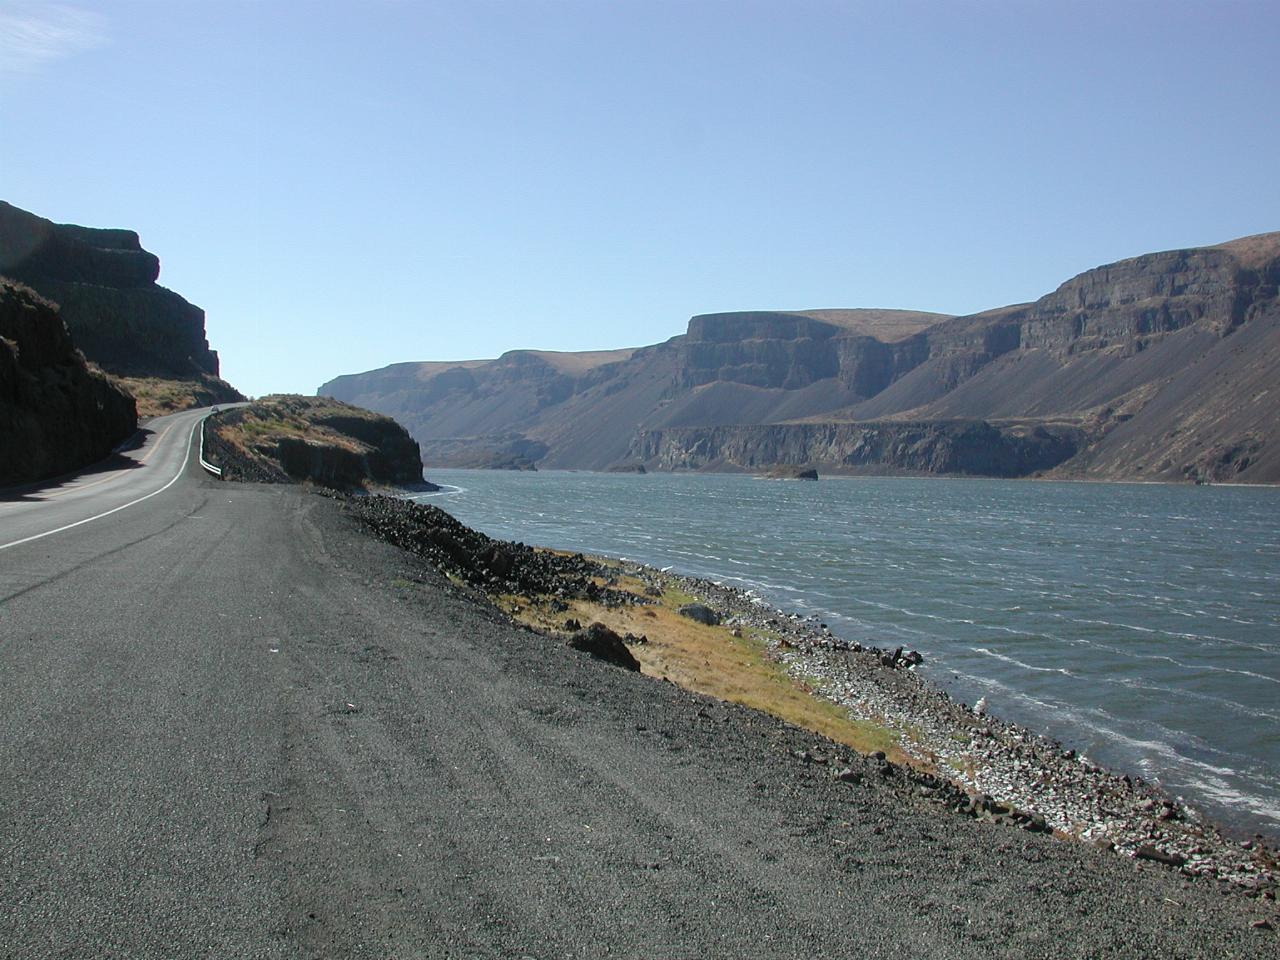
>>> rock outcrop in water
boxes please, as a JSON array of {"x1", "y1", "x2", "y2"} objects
[
  {"x1": 0, "y1": 279, "x2": 137, "y2": 485},
  {"x1": 321, "y1": 234, "x2": 1280, "y2": 483}
]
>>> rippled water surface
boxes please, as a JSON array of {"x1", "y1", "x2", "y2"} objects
[{"x1": 413, "y1": 471, "x2": 1280, "y2": 839}]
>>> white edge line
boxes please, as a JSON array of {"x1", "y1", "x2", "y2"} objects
[
  {"x1": 198, "y1": 413, "x2": 223, "y2": 477},
  {"x1": 0, "y1": 415, "x2": 204, "y2": 553}
]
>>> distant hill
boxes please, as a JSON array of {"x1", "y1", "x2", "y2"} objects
[
  {"x1": 321, "y1": 233, "x2": 1280, "y2": 483},
  {"x1": 0, "y1": 201, "x2": 242, "y2": 416},
  {"x1": 318, "y1": 309, "x2": 955, "y2": 471}
]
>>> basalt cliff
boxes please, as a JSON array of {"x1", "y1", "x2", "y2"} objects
[
  {"x1": 320, "y1": 233, "x2": 1280, "y2": 483},
  {"x1": 0, "y1": 279, "x2": 137, "y2": 485},
  {"x1": 0, "y1": 201, "x2": 242, "y2": 415}
]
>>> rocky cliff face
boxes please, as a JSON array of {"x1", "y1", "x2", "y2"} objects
[
  {"x1": 204, "y1": 395, "x2": 432, "y2": 491},
  {"x1": 629, "y1": 421, "x2": 1082, "y2": 478},
  {"x1": 0, "y1": 201, "x2": 223, "y2": 380},
  {"x1": 322, "y1": 233, "x2": 1280, "y2": 482},
  {"x1": 319, "y1": 311, "x2": 950, "y2": 472},
  {"x1": 1026, "y1": 245, "x2": 1267, "y2": 344},
  {"x1": 677, "y1": 313, "x2": 842, "y2": 389},
  {"x1": 675, "y1": 311, "x2": 942, "y2": 398},
  {"x1": 0, "y1": 279, "x2": 137, "y2": 485}
]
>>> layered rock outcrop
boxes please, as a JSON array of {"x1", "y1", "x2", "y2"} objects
[
  {"x1": 321, "y1": 233, "x2": 1280, "y2": 483},
  {"x1": 0, "y1": 201, "x2": 225, "y2": 381},
  {"x1": 320, "y1": 312, "x2": 948, "y2": 472},
  {"x1": 204, "y1": 395, "x2": 433, "y2": 491},
  {"x1": 630, "y1": 421, "x2": 1082, "y2": 478},
  {"x1": 0, "y1": 279, "x2": 136, "y2": 485}
]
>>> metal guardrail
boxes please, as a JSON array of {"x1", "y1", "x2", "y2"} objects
[{"x1": 198, "y1": 411, "x2": 223, "y2": 478}]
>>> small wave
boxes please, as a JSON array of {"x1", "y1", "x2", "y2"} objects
[
  {"x1": 1100, "y1": 676, "x2": 1280, "y2": 722},
  {"x1": 1095, "y1": 643, "x2": 1279, "y2": 684},
  {"x1": 841, "y1": 595, "x2": 983, "y2": 628},
  {"x1": 970, "y1": 647, "x2": 1078, "y2": 678},
  {"x1": 1056, "y1": 615, "x2": 1280, "y2": 659},
  {"x1": 408, "y1": 484, "x2": 464, "y2": 499},
  {"x1": 1182, "y1": 775, "x2": 1280, "y2": 824},
  {"x1": 1071, "y1": 617, "x2": 1157, "y2": 634},
  {"x1": 942, "y1": 672, "x2": 1068, "y2": 716}
]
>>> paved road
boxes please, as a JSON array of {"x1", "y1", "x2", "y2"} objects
[
  {"x1": 0, "y1": 416, "x2": 1273, "y2": 958},
  {"x1": 0, "y1": 406, "x2": 217, "y2": 554}
]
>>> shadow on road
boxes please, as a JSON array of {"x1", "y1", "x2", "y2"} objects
[{"x1": 0, "y1": 429, "x2": 155, "y2": 502}]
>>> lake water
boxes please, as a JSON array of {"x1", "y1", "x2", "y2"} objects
[{"x1": 412, "y1": 470, "x2": 1280, "y2": 841}]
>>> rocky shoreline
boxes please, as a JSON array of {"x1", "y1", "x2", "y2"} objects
[
  {"x1": 634, "y1": 568, "x2": 1279, "y2": 891},
  {"x1": 336, "y1": 492, "x2": 1277, "y2": 911}
]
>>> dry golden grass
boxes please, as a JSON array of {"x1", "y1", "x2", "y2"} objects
[
  {"x1": 520, "y1": 348, "x2": 636, "y2": 373},
  {"x1": 217, "y1": 410, "x2": 366, "y2": 455},
  {"x1": 1213, "y1": 230, "x2": 1280, "y2": 269},
  {"x1": 115, "y1": 375, "x2": 242, "y2": 419},
  {"x1": 496, "y1": 568, "x2": 907, "y2": 762},
  {"x1": 795, "y1": 308, "x2": 952, "y2": 342},
  {"x1": 115, "y1": 376, "x2": 202, "y2": 418}
]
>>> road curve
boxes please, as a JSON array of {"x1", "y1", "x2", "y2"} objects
[
  {"x1": 0, "y1": 419, "x2": 1273, "y2": 958},
  {"x1": 0, "y1": 406, "x2": 217, "y2": 554}
]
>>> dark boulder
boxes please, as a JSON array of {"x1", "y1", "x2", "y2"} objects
[
  {"x1": 678, "y1": 603, "x2": 721, "y2": 626},
  {"x1": 483, "y1": 545, "x2": 515, "y2": 578},
  {"x1": 566, "y1": 623, "x2": 641, "y2": 672},
  {"x1": 880, "y1": 646, "x2": 923, "y2": 668},
  {"x1": 1134, "y1": 844, "x2": 1187, "y2": 867}
]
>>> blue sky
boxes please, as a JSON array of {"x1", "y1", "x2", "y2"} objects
[{"x1": 2, "y1": 1, "x2": 1277, "y2": 397}]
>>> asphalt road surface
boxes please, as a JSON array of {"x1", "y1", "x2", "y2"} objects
[{"x1": 0, "y1": 410, "x2": 1274, "y2": 958}]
